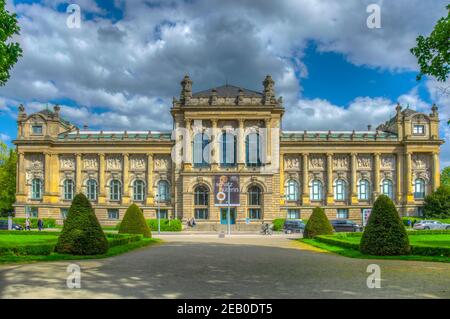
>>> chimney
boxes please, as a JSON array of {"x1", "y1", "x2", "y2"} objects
[{"x1": 367, "y1": 125, "x2": 372, "y2": 131}]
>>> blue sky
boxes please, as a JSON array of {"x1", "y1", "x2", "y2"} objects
[{"x1": 0, "y1": 0, "x2": 448, "y2": 166}]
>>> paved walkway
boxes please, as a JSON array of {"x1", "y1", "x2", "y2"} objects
[{"x1": 0, "y1": 234, "x2": 449, "y2": 298}]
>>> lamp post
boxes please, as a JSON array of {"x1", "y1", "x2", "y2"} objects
[
  {"x1": 227, "y1": 182, "x2": 231, "y2": 236},
  {"x1": 157, "y1": 193, "x2": 161, "y2": 234}
]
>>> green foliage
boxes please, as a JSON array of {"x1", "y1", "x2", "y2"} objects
[
  {"x1": 0, "y1": 0, "x2": 23, "y2": 86},
  {"x1": 360, "y1": 195, "x2": 410, "y2": 255},
  {"x1": 272, "y1": 218, "x2": 285, "y2": 231},
  {"x1": 115, "y1": 218, "x2": 182, "y2": 232},
  {"x1": 118, "y1": 204, "x2": 151, "y2": 238},
  {"x1": 423, "y1": 186, "x2": 450, "y2": 218},
  {"x1": 303, "y1": 207, "x2": 333, "y2": 239},
  {"x1": 0, "y1": 217, "x2": 56, "y2": 228},
  {"x1": 106, "y1": 233, "x2": 142, "y2": 248},
  {"x1": 410, "y1": 4, "x2": 449, "y2": 82},
  {"x1": 441, "y1": 166, "x2": 450, "y2": 189},
  {"x1": 55, "y1": 193, "x2": 108, "y2": 255},
  {"x1": 0, "y1": 142, "x2": 16, "y2": 216}
]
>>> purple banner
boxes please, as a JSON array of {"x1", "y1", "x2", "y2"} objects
[{"x1": 214, "y1": 175, "x2": 240, "y2": 206}]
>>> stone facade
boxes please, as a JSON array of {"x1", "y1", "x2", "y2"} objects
[{"x1": 13, "y1": 76, "x2": 444, "y2": 227}]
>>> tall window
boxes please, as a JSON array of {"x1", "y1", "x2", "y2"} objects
[
  {"x1": 414, "y1": 178, "x2": 426, "y2": 199},
  {"x1": 193, "y1": 132, "x2": 210, "y2": 167},
  {"x1": 246, "y1": 133, "x2": 262, "y2": 166},
  {"x1": 86, "y1": 179, "x2": 98, "y2": 201},
  {"x1": 31, "y1": 178, "x2": 43, "y2": 199},
  {"x1": 285, "y1": 180, "x2": 299, "y2": 201},
  {"x1": 220, "y1": 132, "x2": 236, "y2": 166},
  {"x1": 194, "y1": 185, "x2": 209, "y2": 220},
  {"x1": 381, "y1": 179, "x2": 394, "y2": 199},
  {"x1": 63, "y1": 179, "x2": 75, "y2": 200},
  {"x1": 248, "y1": 185, "x2": 262, "y2": 219},
  {"x1": 157, "y1": 180, "x2": 170, "y2": 202},
  {"x1": 334, "y1": 179, "x2": 347, "y2": 201},
  {"x1": 357, "y1": 179, "x2": 370, "y2": 201},
  {"x1": 110, "y1": 179, "x2": 122, "y2": 201},
  {"x1": 133, "y1": 180, "x2": 145, "y2": 201},
  {"x1": 310, "y1": 179, "x2": 323, "y2": 201}
]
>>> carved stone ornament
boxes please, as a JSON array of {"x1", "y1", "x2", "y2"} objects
[
  {"x1": 333, "y1": 155, "x2": 349, "y2": 170},
  {"x1": 26, "y1": 171, "x2": 43, "y2": 184},
  {"x1": 106, "y1": 155, "x2": 122, "y2": 170},
  {"x1": 381, "y1": 155, "x2": 395, "y2": 170},
  {"x1": 83, "y1": 155, "x2": 98, "y2": 170},
  {"x1": 154, "y1": 155, "x2": 171, "y2": 170},
  {"x1": 60, "y1": 156, "x2": 75, "y2": 170},
  {"x1": 357, "y1": 155, "x2": 372, "y2": 169},
  {"x1": 309, "y1": 155, "x2": 324, "y2": 169},
  {"x1": 285, "y1": 156, "x2": 300, "y2": 170},
  {"x1": 27, "y1": 154, "x2": 44, "y2": 170},
  {"x1": 130, "y1": 155, "x2": 146, "y2": 170},
  {"x1": 412, "y1": 154, "x2": 428, "y2": 170}
]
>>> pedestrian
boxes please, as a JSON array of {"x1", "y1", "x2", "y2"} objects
[
  {"x1": 407, "y1": 219, "x2": 412, "y2": 228},
  {"x1": 37, "y1": 218, "x2": 44, "y2": 231},
  {"x1": 25, "y1": 218, "x2": 31, "y2": 231},
  {"x1": 191, "y1": 217, "x2": 196, "y2": 227}
]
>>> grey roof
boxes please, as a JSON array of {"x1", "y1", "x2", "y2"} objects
[{"x1": 192, "y1": 84, "x2": 263, "y2": 97}]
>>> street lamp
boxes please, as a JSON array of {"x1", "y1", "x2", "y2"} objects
[{"x1": 154, "y1": 186, "x2": 161, "y2": 235}]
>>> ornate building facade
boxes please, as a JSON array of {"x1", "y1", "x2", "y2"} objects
[{"x1": 13, "y1": 75, "x2": 444, "y2": 228}]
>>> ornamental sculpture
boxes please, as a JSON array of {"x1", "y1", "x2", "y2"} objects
[
  {"x1": 106, "y1": 155, "x2": 122, "y2": 170},
  {"x1": 333, "y1": 155, "x2": 349, "y2": 170},
  {"x1": 83, "y1": 155, "x2": 98, "y2": 170},
  {"x1": 309, "y1": 156, "x2": 324, "y2": 169},
  {"x1": 357, "y1": 155, "x2": 371, "y2": 169},
  {"x1": 60, "y1": 156, "x2": 75, "y2": 170},
  {"x1": 381, "y1": 156, "x2": 395, "y2": 170}
]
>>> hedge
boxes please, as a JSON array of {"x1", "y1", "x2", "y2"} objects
[
  {"x1": 0, "y1": 243, "x2": 55, "y2": 256},
  {"x1": 0, "y1": 230, "x2": 59, "y2": 235},
  {"x1": 272, "y1": 219, "x2": 285, "y2": 231},
  {"x1": 115, "y1": 218, "x2": 182, "y2": 232},
  {"x1": 106, "y1": 234, "x2": 142, "y2": 248},
  {"x1": 315, "y1": 235, "x2": 361, "y2": 250},
  {"x1": 0, "y1": 218, "x2": 57, "y2": 228}
]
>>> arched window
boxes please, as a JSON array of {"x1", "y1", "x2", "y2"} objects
[
  {"x1": 285, "y1": 180, "x2": 299, "y2": 201},
  {"x1": 31, "y1": 178, "x2": 43, "y2": 199},
  {"x1": 334, "y1": 179, "x2": 347, "y2": 201},
  {"x1": 381, "y1": 179, "x2": 394, "y2": 199},
  {"x1": 63, "y1": 179, "x2": 75, "y2": 200},
  {"x1": 157, "y1": 180, "x2": 170, "y2": 202},
  {"x1": 194, "y1": 186, "x2": 209, "y2": 219},
  {"x1": 248, "y1": 185, "x2": 262, "y2": 219},
  {"x1": 220, "y1": 132, "x2": 236, "y2": 166},
  {"x1": 193, "y1": 132, "x2": 210, "y2": 167},
  {"x1": 245, "y1": 133, "x2": 262, "y2": 167},
  {"x1": 86, "y1": 179, "x2": 98, "y2": 201},
  {"x1": 357, "y1": 179, "x2": 370, "y2": 201},
  {"x1": 310, "y1": 179, "x2": 323, "y2": 201},
  {"x1": 414, "y1": 178, "x2": 426, "y2": 199},
  {"x1": 110, "y1": 179, "x2": 122, "y2": 201},
  {"x1": 133, "y1": 180, "x2": 145, "y2": 201}
]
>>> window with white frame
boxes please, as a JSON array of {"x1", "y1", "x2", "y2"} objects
[
  {"x1": 413, "y1": 124, "x2": 425, "y2": 135},
  {"x1": 31, "y1": 125, "x2": 43, "y2": 135},
  {"x1": 63, "y1": 179, "x2": 75, "y2": 200},
  {"x1": 220, "y1": 132, "x2": 236, "y2": 166},
  {"x1": 133, "y1": 180, "x2": 145, "y2": 201},
  {"x1": 109, "y1": 179, "x2": 122, "y2": 201},
  {"x1": 414, "y1": 178, "x2": 426, "y2": 199},
  {"x1": 193, "y1": 132, "x2": 210, "y2": 167},
  {"x1": 381, "y1": 179, "x2": 394, "y2": 199},
  {"x1": 108, "y1": 208, "x2": 119, "y2": 220},
  {"x1": 86, "y1": 179, "x2": 98, "y2": 201},
  {"x1": 336, "y1": 208, "x2": 349, "y2": 219},
  {"x1": 157, "y1": 180, "x2": 170, "y2": 202},
  {"x1": 358, "y1": 179, "x2": 370, "y2": 200},
  {"x1": 310, "y1": 179, "x2": 323, "y2": 201},
  {"x1": 334, "y1": 179, "x2": 347, "y2": 201},
  {"x1": 285, "y1": 180, "x2": 299, "y2": 201},
  {"x1": 246, "y1": 132, "x2": 262, "y2": 166},
  {"x1": 287, "y1": 209, "x2": 300, "y2": 219},
  {"x1": 31, "y1": 178, "x2": 43, "y2": 199}
]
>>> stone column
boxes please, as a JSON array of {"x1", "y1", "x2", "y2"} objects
[
  {"x1": 279, "y1": 152, "x2": 284, "y2": 204},
  {"x1": 76, "y1": 153, "x2": 82, "y2": 193},
  {"x1": 184, "y1": 119, "x2": 192, "y2": 170},
  {"x1": 122, "y1": 153, "x2": 130, "y2": 204},
  {"x1": 302, "y1": 153, "x2": 309, "y2": 204},
  {"x1": 396, "y1": 153, "x2": 403, "y2": 204},
  {"x1": 146, "y1": 153, "x2": 154, "y2": 205},
  {"x1": 351, "y1": 152, "x2": 358, "y2": 204},
  {"x1": 17, "y1": 152, "x2": 26, "y2": 195},
  {"x1": 238, "y1": 118, "x2": 245, "y2": 168},
  {"x1": 373, "y1": 153, "x2": 380, "y2": 199},
  {"x1": 432, "y1": 151, "x2": 440, "y2": 191},
  {"x1": 405, "y1": 152, "x2": 413, "y2": 203},
  {"x1": 265, "y1": 117, "x2": 272, "y2": 164},
  {"x1": 212, "y1": 119, "x2": 219, "y2": 169},
  {"x1": 326, "y1": 153, "x2": 334, "y2": 204},
  {"x1": 98, "y1": 153, "x2": 106, "y2": 204},
  {"x1": 44, "y1": 152, "x2": 51, "y2": 196}
]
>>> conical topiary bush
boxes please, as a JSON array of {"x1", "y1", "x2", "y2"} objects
[
  {"x1": 303, "y1": 207, "x2": 334, "y2": 238},
  {"x1": 119, "y1": 203, "x2": 151, "y2": 238},
  {"x1": 55, "y1": 193, "x2": 108, "y2": 255},
  {"x1": 360, "y1": 195, "x2": 410, "y2": 255}
]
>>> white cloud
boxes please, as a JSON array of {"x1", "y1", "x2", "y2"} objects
[{"x1": 0, "y1": 133, "x2": 11, "y2": 142}]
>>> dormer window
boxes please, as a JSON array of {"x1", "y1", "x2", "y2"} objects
[
  {"x1": 32, "y1": 125, "x2": 43, "y2": 135},
  {"x1": 413, "y1": 124, "x2": 425, "y2": 135}
]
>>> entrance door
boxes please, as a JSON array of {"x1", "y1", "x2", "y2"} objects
[{"x1": 220, "y1": 208, "x2": 236, "y2": 225}]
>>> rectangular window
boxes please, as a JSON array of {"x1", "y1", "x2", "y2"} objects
[
  {"x1": 60, "y1": 208, "x2": 69, "y2": 220},
  {"x1": 157, "y1": 209, "x2": 168, "y2": 219},
  {"x1": 413, "y1": 125, "x2": 425, "y2": 134},
  {"x1": 248, "y1": 208, "x2": 261, "y2": 220},
  {"x1": 32, "y1": 125, "x2": 43, "y2": 135},
  {"x1": 195, "y1": 208, "x2": 208, "y2": 219},
  {"x1": 287, "y1": 209, "x2": 300, "y2": 219},
  {"x1": 336, "y1": 208, "x2": 349, "y2": 219},
  {"x1": 25, "y1": 206, "x2": 38, "y2": 218},
  {"x1": 417, "y1": 206, "x2": 424, "y2": 217},
  {"x1": 107, "y1": 209, "x2": 119, "y2": 220}
]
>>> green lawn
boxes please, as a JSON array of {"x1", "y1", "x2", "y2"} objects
[
  {"x1": 330, "y1": 233, "x2": 450, "y2": 248},
  {"x1": 0, "y1": 234, "x2": 59, "y2": 247}
]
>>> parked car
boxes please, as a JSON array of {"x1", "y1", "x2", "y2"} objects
[
  {"x1": 330, "y1": 219, "x2": 362, "y2": 232},
  {"x1": 283, "y1": 220, "x2": 305, "y2": 234},
  {"x1": 0, "y1": 219, "x2": 23, "y2": 230},
  {"x1": 413, "y1": 220, "x2": 450, "y2": 230}
]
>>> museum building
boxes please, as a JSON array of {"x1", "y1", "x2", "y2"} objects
[{"x1": 13, "y1": 75, "x2": 444, "y2": 229}]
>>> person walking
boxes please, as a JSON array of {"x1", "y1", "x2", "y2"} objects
[
  {"x1": 37, "y1": 218, "x2": 44, "y2": 231},
  {"x1": 25, "y1": 218, "x2": 31, "y2": 231}
]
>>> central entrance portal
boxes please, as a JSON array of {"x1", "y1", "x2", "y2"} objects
[{"x1": 220, "y1": 208, "x2": 236, "y2": 225}]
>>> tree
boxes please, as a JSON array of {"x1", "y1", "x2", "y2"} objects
[
  {"x1": 0, "y1": 142, "x2": 16, "y2": 216},
  {"x1": 303, "y1": 207, "x2": 334, "y2": 239},
  {"x1": 360, "y1": 195, "x2": 410, "y2": 256},
  {"x1": 410, "y1": 5, "x2": 449, "y2": 82},
  {"x1": 119, "y1": 203, "x2": 151, "y2": 238},
  {"x1": 0, "y1": 0, "x2": 23, "y2": 86},
  {"x1": 423, "y1": 185, "x2": 450, "y2": 218},
  {"x1": 55, "y1": 193, "x2": 108, "y2": 255},
  {"x1": 441, "y1": 166, "x2": 450, "y2": 189}
]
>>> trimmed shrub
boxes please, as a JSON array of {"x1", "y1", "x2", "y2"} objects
[
  {"x1": 106, "y1": 234, "x2": 143, "y2": 248},
  {"x1": 272, "y1": 218, "x2": 286, "y2": 231},
  {"x1": 54, "y1": 193, "x2": 108, "y2": 255},
  {"x1": 423, "y1": 186, "x2": 450, "y2": 218},
  {"x1": 119, "y1": 204, "x2": 151, "y2": 238},
  {"x1": 303, "y1": 207, "x2": 333, "y2": 239},
  {"x1": 115, "y1": 218, "x2": 182, "y2": 232},
  {"x1": 360, "y1": 195, "x2": 410, "y2": 255}
]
